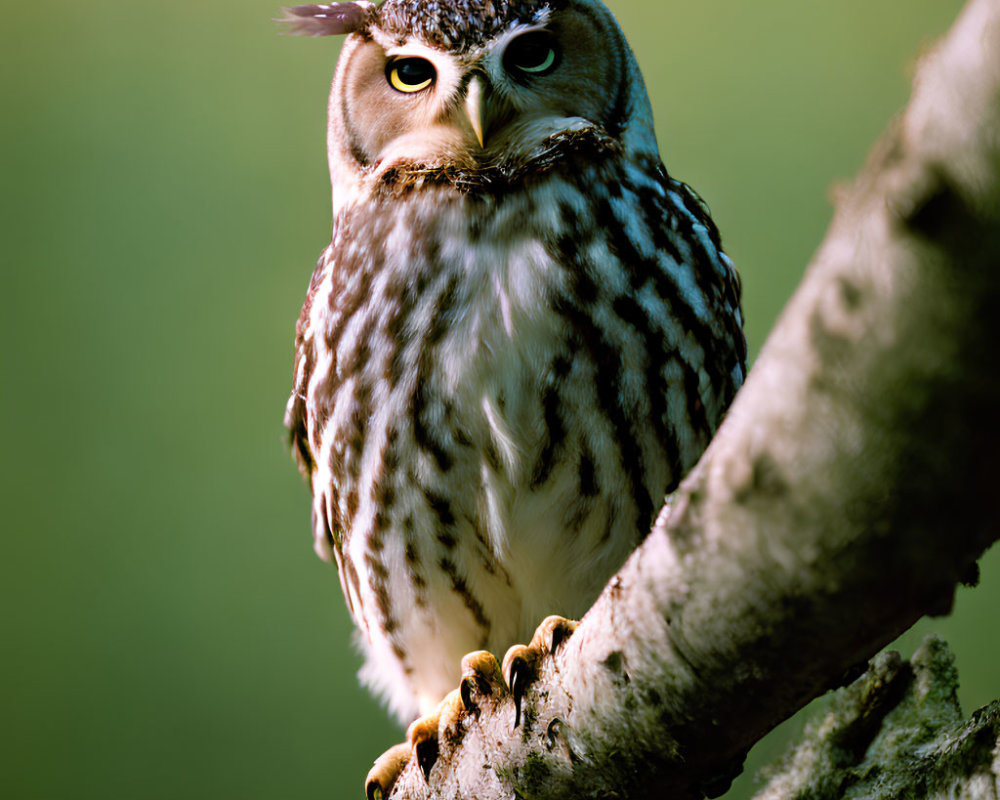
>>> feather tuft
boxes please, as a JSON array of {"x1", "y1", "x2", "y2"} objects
[{"x1": 275, "y1": 2, "x2": 377, "y2": 37}]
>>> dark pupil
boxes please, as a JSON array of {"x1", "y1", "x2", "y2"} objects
[
  {"x1": 395, "y1": 58, "x2": 434, "y2": 85},
  {"x1": 507, "y1": 32, "x2": 552, "y2": 69}
]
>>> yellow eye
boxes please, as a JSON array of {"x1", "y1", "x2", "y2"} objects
[
  {"x1": 387, "y1": 57, "x2": 436, "y2": 93},
  {"x1": 503, "y1": 31, "x2": 560, "y2": 77}
]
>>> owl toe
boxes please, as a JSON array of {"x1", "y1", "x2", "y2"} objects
[
  {"x1": 365, "y1": 687, "x2": 469, "y2": 797},
  {"x1": 406, "y1": 688, "x2": 465, "y2": 781},
  {"x1": 365, "y1": 742, "x2": 410, "y2": 800},
  {"x1": 459, "y1": 649, "x2": 505, "y2": 714},
  {"x1": 531, "y1": 615, "x2": 579, "y2": 654}
]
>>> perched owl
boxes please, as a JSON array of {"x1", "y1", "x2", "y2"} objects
[{"x1": 284, "y1": 0, "x2": 744, "y2": 737}]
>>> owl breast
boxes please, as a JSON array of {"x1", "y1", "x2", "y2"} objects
[{"x1": 291, "y1": 155, "x2": 743, "y2": 720}]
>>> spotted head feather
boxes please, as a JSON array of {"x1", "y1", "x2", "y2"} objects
[{"x1": 377, "y1": 0, "x2": 565, "y2": 50}]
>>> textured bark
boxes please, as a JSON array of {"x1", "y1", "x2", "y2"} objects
[
  {"x1": 754, "y1": 637, "x2": 1000, "y2": 800},
  {"x1": 385, "y1": 0, "x2": 1000, "y2": 796}
]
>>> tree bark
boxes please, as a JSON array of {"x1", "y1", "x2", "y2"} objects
[
  {"x1": 387, "y1": 0, "x2": 1000, "y2": 796},
  {"x1": 754, "y1": 637, "x2": 1000, "y2": 800}
]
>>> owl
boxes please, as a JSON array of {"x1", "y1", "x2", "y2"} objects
[{"x1": 282, "y1": 0, "x2": 745, "y2": 785}]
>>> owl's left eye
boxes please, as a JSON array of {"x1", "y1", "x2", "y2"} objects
[
  {"x1": 503, "y1": 31, "x2": 559, "y2": 77},
  {"x1": 386, "y1": 57, "x2": 436, "y2": 93}
]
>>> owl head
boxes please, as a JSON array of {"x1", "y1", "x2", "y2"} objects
[{"x1": 281, "y1": 0, "x2": 658, "y2": 199}]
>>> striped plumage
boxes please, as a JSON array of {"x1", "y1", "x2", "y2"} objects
[{"x1": 284, "y1": 0, "x2": 745, "y2": 723}]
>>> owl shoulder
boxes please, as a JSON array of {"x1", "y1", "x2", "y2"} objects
[{"x1": 658, "y1": 167, "x2": 748, "y2": 372}]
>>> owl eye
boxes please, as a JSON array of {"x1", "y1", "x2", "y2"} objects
[
  {"x1": 503, "y1": 31, "x2": 559, "y2": 76},
  {"x1": 386, "y1": 57, "x2": 436, "y2": 93}
]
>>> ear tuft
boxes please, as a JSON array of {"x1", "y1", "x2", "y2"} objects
[{"x1": 275, "y1": 2, "x2": 377, "y2": 37}]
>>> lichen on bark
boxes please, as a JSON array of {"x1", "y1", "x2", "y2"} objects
[{"x1": 755, "y1": 637, "x2": 1000, "y2": 800}]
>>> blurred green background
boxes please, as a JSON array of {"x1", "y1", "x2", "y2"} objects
[{"x1": 1, "y1": 0, "x2": 995, "y2": 797}]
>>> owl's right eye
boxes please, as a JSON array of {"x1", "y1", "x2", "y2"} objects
[{"x1": 386, "y1": 58, "x2": 436, "y2": 93}]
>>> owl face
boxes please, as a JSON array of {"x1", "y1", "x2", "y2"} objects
[
  {"x1": 338, "y1": 13, "x2": 623, "y2": 170},
  {"x1": 291, "y1": 0, "x2": 658, "y2": 189}
]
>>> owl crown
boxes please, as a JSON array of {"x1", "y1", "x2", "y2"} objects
[{"x1": 278, "y1": 0, "x2": 564, "y2": 46}]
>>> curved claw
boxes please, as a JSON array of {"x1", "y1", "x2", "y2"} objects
[
  {"x1": 505, "y1": 647, "x2": 532, "y2": 727},
  {"x1": 502, "y1": 615, "x2": 579, "y2": 728},
  {"x1": 412, "y1": 732, "x2": 439, "y2": 782}
]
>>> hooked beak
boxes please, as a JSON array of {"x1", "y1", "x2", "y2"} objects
[{"x1": 464, "y1": 75, "x2": 489, "y2": 149}]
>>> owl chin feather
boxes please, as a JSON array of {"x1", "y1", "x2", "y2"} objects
[{"x1": 372, "y1": 123, "x2": 623, "y2": 196}]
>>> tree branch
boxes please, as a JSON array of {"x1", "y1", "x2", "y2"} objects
[{"x1": 387, "y1": 0, "x2": 1000, "y2": 796}]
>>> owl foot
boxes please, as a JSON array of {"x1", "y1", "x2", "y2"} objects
[
  {"x1": 502, "y1": 615, "x2": 578, "y2": 728},
  {"x1": 364, "y1": 743, "x2": 410, "y2": 800},
  {"x1": 364, "y1": 650, "x2": 505, "y2": 799}
]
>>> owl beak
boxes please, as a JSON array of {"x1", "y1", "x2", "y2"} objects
[{"x1": 464, "y1": 75, "x2": 489, "y2": 149}]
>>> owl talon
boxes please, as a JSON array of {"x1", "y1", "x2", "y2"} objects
[
  {"x1": 405, "y1": 688, "x2": 465, "y2": 782},
  {"x1": 459, "y1": 650, "x2": 505, "y2": 714},
  {"x1": 502, "y1": 615, "x2": 579, "y2": 728},
  {"x1": 543, "y1": 616, "x2": 579, "y2": 652},
  {"x1": 506, "y1": 650, "x2": 531, "y2": 727},
  {"x1": 365, "y1": 742, "x2": 410, "y2": 800},
  {"x1": 413, "y1": 733, "x2": 439, "y2": 782}
]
